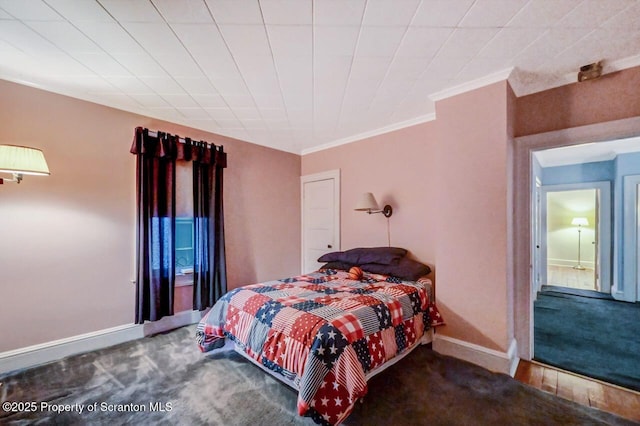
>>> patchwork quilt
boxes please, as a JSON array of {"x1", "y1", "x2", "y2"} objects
[{"x1": 196, "y1": 269, "x2": 443, "y2": 425}]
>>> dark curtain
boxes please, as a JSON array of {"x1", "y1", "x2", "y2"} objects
[
  {"x1": 191, "y1": 140, "x2": 227, "y2": 310},
  {"x1": 130, "y1": 127, "x2": 227, "y2": 322},
  {"x1": 130, "y1": 127, "x2": 177, "y2": 324}
]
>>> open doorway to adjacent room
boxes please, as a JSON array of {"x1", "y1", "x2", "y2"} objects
[{"x1": 529, "y1": 136, "x2": 640, "y2": 393}]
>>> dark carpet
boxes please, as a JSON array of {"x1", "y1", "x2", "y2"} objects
[
  {"x1": 1, "y1": 325, "x2": 636, "y2": 426},
  {"x1": 535, "y1": 290, "x2": 640, "y2": 392}
]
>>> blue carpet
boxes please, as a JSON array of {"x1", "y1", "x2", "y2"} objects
[{"x1": 534, "y1": 290, "x2": 640, "y2": 392}]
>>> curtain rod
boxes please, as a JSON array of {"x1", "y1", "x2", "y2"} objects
[{"x1": 144, "y1": 128, "x2": 223, "y2": 151}]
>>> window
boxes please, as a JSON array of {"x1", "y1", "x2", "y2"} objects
[{"x1": 175, "y1": 217, "x2": 194, "y2": 274}]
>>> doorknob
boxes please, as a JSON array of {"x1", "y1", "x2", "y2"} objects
[{"x1": 327, "y1": 244, "x2": 332, "y2": 249}]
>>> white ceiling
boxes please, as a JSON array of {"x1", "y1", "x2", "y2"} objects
[
  {"x1": 0, "y1": 0, "x2": 639, "y2": 154},
  {"x1": 535, "y1": 136, "x2": 640, "y2": 167}
]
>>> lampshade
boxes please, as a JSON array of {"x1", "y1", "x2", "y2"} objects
[
  {"x1": 0, "y1": 144, "x2": 50, "y2": 176},
  {"x1": 571, "y1": 217, "x2": 589, "y2": 226},
  {"x1": 355, "y1": 192, "x2": 379, "y2": 211}
]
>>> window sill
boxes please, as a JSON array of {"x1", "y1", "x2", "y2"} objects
[{"x1": 176, "y1": 274, "x2": 193, "y2": 287}]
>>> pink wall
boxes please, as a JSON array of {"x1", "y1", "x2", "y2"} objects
[
  {"x1": 302, "y1": 82, "x2": 514, "y2": 353},
  {"x1": 302, "y1": 122, "x2": 438, "y2": 274},
  {"x1": 433, "y1": 81, "x2": 513, "y2": 352},
  {"x1": 0, "y1": 79, "x2": 300, "y2": 352}
]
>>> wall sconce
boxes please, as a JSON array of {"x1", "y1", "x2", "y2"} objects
[
  {"x1": 0, "y1": 144, "x2": 50, "y2": 184},
  {"x1": 354, "y1": 192, "x2": 393, "y2": 217}
]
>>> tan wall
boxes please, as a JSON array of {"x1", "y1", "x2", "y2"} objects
[
  {"x1": 302, "y1": 121, "x2": 438, "y2": 277},
  {"x1": 516, "y1": 66, "x2": 640, "y2": 137},
  {"x1": 432, "y1": 81, "x2": 512, "y2": 352},
  {"x1": 302, "y1": 81, "x2": 514, "y2": 353},
  {"x1": 0, "y1": 80, "x2": 300, "y2": 352}
]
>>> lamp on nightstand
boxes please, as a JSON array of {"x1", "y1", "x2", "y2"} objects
[{"x1": 571, "y1": 217, "x2": 589, "y2": 270}]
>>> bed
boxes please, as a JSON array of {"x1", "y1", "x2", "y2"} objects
[{"x1": 196, "y1": 248, "x2": 442, "y2": 425}]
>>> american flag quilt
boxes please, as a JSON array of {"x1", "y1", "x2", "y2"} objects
[{"x1": 196, "y1": 269, "x2": 442, "y2": 425}]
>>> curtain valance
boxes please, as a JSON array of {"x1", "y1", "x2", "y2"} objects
[{"x1": 130, "y1": 127, "x2": 227, "y2": 168}]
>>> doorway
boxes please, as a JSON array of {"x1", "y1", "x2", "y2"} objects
[
  {"x1": 536, "y1": 181, "x2": 612, "y2": 296},
  {"x1": 544, "y1": 188, "x2": 598, "y2": 291}
]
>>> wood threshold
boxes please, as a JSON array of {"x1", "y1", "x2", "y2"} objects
[{"x1": 515, "y1": 360, "x2": 640, "y2": 423}]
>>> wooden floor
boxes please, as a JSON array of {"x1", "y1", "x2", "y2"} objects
[
  {"x1": 547, "y1": 265, "x2": 597, "y2": 291},
  {"x1": 515, "y1": 360, "x2": 640, "y2": 422}
]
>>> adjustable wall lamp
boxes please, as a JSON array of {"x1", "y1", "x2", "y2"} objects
[
  {"x1": 354, "y1": 192, "x2": 393, "y2": 217},
  {"x1": 0, "y1": 144, "x2": 50, "y2": 184}
]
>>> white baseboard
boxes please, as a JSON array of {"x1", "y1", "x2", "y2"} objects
[
  {"x1": 0, "y1": 310, "x2": 203, "y2": 376},
  {"x1": 433, "y1": 334, "x2": 520, "y2": 377}
]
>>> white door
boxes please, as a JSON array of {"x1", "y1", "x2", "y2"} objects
[{"x1": 301, "y1": 170, "x2": 340, "y2": 274}]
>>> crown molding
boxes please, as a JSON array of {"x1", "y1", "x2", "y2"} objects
[
  {"x1": 301, "y1": 113, "x2": 436, "y2": 156},
  {"x1": 429, "y1": 68, "x2": 514, "y2": 102}
]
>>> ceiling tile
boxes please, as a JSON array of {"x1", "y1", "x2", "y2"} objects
[
  {"x1": 362, "y1": 0, "x2": 420, "y2": 26},
  {"x1": 111, "y1": 52, "x2": 168, "y2": 76},
  {"x1": 176, "y1": 107, "x2": 209, "y2": 119},
  {"x1": 602, "y1": 1, "x2": 640, "y2": 30},
  {"x1": 314, "y1": 25, "x2": 360, "y2": 56},
  {"x1": 103, "y1": 76, "x2": 153, "y2": 93},
  {"x1": 477, "y1": 27, "x2": 544, "y2": 59},
  {"x1": 210, "y1": 77, "x2": 250, "y2": 95},
  {"x1": 557, "y1": 0, "x2": 635, "y2": 28},
  {"x1": 46, "y1": 0, "x2": 115, "y2": 22},
  {"x1": 221, "y1": 93, "x2": 256, "y2": 108},
  {"x1": 506, "y1": 0, "x2": 581, "y2": 28},
  {"x1": 153, "y1": 52, "x2": 203, "y2": 77},
  {"x1": 100, "y1": 0, "x2": 164, "y2": 22},
  {"x1": 192, "y1": 94, "x2": 227, "y2": 107},
  {"x1": 232, "y1": 107, "x2": 262, "y2": 119},
  {"x1": 424, "y1": 55, "x2": 470, "y2": 78},
  {"x1": 214, "y1": 118, "x2": 243, "y2": 128},
  {"x1": 204, "y1": 107, "x2": 237, "y2": 119},
  {"x1": 73, "y1": 22, "x2": 145, "y2": 54},
  {"x1": 411, "y1": 0, "x2": 474, "y2": 27},
  {"x1": 514, "y1": 28, "x2": 589, "y2": 71},
  {"x1": 130, "y1": 93, "x2": 170, "y2": 107},
  {"x1": 171, "y1": 23, "x2": 230, "y2": 55},
  {"x1": 253, "y1": 93, "x2": 285, "y2": 109},
  {"x1": 458, "y1": 0, "x2": 528, "y2": 28},
  {"x1": 260, "y1": 0, "x2": 311, "y2": 25},
  {"x1": 174, "y1": 76, "x2": 218, "y2": 94},
  {"x1": 0, "y1": 0, "x2": 61, "y2": 20},
  {"x1": 139, "y1": 76, "x2": 185, "y2": 94},
  {"x1": 219, "y1": 24, "x2": 271, "y2": 57},
  {"x1": 0, "y1": 20, "x2": 58, "y2": 55},
  {"x1": 121, "y1": 22, "x2": 185, "y2": 53},
  {"x1": 314, "y1": 0, "x2": 365, "y2": 26},
  {"x1": 151, "y1": 0, "x2": 213, "y2": 23},
  {"x1": 160, "y1": 93, "x2": 198, "y2": 107},
  {"x1": 266, "y1": 25, "x2": 311, "y2": 57},
  {"x1": 27, "y1": 21, "x2": 101, "y2": 53},
  {"x1": 438, "y1": 28, "x2": 501, "y2": 58},
  {"x1": 71, "y1": 52, "x2": 131, "y2": 76},
  {"x1": 355, "y1": 26, "x2": 405, "y2": 57},
  {"x1": 204, "y1": 0, "x2": 262, "y2": 24},
  {"x1": 395, "y1": 27, "x2": 452, "y2": 58}
]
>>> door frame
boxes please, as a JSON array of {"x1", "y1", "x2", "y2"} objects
[
  {"x1": 537, "y1": 181, "x2": 612, "y2": 294},
  {"x1": 513, "y1": 116, "x2": 640, "y2": 361},
  {"x1": 622, "y1": 174, "x2": 640, "y2": 302},
  {"x1": 300, "y1": 169, "x2": 341, "y2": 274}
]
